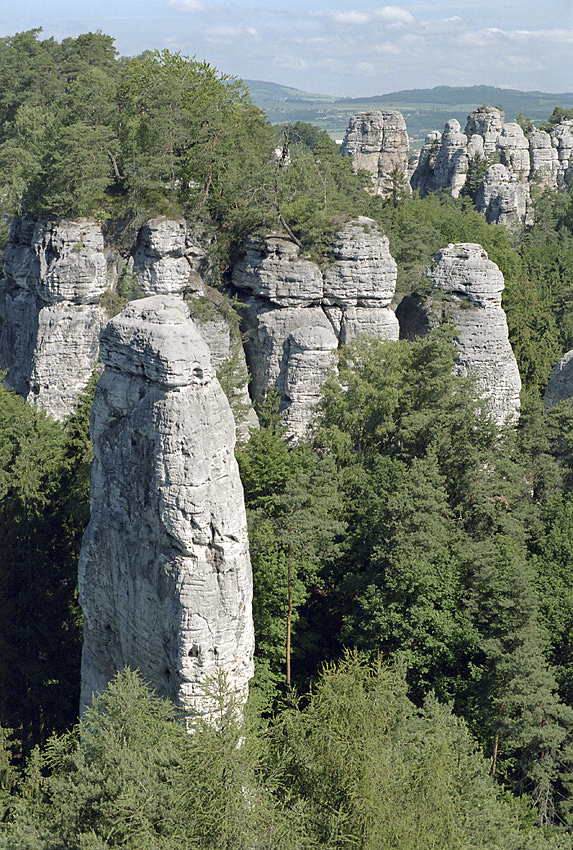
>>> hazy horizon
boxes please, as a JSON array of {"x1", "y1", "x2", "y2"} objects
[{"x1": 1, "y1": 1, "x2": 571, "y2": 98}]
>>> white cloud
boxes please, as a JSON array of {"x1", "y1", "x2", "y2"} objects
[
  {"x1": 166, "y1": 0, "x2": 205, "y2": 11},
  {"x1": 374, "y1": 42, "x2": 401, "y2": 55},
  {"x1": 333, "y1": 11, "x2": 371, "y2": 25},
  {"x1": 374, "y1": 6, "x2": 415, "y2": 26}
]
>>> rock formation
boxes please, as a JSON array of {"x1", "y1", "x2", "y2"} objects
[
  {"x1": 0, "y1": 218, "x2": 109, "y2": 420},
  {"x1": 78, "y1": 295, "x2": 254, "y2": 714},
  {"x1": 341, "y1": 111, "x2": 410, "y2": 196},
  {"x1": 233, "y1": 218, "x2": 399, "y2": 438},
  {"x1": 0, "y1": 215, "x2": 256, "y2": 438},
  {"x1": 476, "y1": 164, "x2": 533, "y2": 231},
  {"x1": 131, "y1": 217, "x2": 211, "y2": 296},
  {"x1": 431, "y1": 119, "x2": 469, "y2": 198},
  {"x1": 409, "y1": 106, "x2": 573, "y2": 228},
  {"x1": 544, "y1": 350, "x2": 573, "y2": 407},
  {"x1": 397, "y1": 243, "x2": 521, "y2": 424}
]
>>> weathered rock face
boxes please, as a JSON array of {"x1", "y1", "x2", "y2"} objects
[
  {"x1": 497, "y1": 122, "x2": 530, "y2": 181},
  {"x1": 397, "y1": 243, "x2": 521, "y2": 424},
  {"x1": 0, "y1": 218, "x2": 109, "y2": 419},
  {"x1": 410, "y1": 107, "x2": 572, "y2": 228},
  {"x1": 131, "y1": 217, "x2": 210, "y2": 296},
  {"x1": 529, "y1": 129, "x2": 559, "y2": 188},
  {"x1": 233, "y1": 218, "x2": 399, "y2": 438},
  {"x1": 544, "y1": 350, "x2": 573, "y2": 407},
  {"x1": 431, "y1": 119, "x2": 469, "y2": 198},
  {"x1": 552, "y1": 120, "x2": 573, "y2": 189},
  {"x1": 341, "y1": 111, "x2": 410, "y2": 196},
  {"x1": 476, "y1": 163, "x2": 533, "y2": 231},
  {"x1": 78, "y1": 295, "x2": 254, "y2": 714},
  {"x1": 464, "y1": 106, "x2": 505, "y2": 156}
]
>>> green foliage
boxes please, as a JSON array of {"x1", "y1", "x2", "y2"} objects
[
  {"x1": 540, "y1": 108, "x2": 573, "y2": 132},
  {"x1": 0, "y1": 669, "x2": 299, "y2": 849},
  {"x1": 374, "y1": 191, "x2": 519, "y2": 293},
  {"x1": 237, "y1": 401, "x2": 344, "y2": 702},
  {"x1": 0, "y1": 379, "x2": 93, "y2": 757},
  {"x1": 269, "y1": 652, "x2": 564, "y2": 849}
]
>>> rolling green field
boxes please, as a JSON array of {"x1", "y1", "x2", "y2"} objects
[{"x1": 244, "y1": 81, "x2": 573, "y2": 148}]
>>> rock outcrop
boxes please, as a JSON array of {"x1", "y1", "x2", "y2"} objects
[
  {"x1": 131, "y1": 217, "x2": 210, "y2": 296},
  {"x1": 0, "y1": 215, "x2": 256, "y2": 438},
  {"x1": 476, "y1": 164, "x2": 533, "y2": 231},
  {"x1": 233, "y1": 218, "x2": 399, "y2": 438},
  {"x1": 397, "y1": 243, "x2": 521, "y2": 424},
  {"x1": 78, "y1": 295, "x2": 254, "y2": 715},
  {"x1": 544, "y1": 350, "x2": 573, "y2": 407},
  {"x1": 341, "y1": 111, "x2": 410, "y2": 196},
  {"x1": 0, "y1": 218, "x2": 109, "y2": 419},
  {"x1": 410, "y1": 106, "x2": 573, "y2": 228}
]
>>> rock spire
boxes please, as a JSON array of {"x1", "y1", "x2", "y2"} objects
[{"x1": 78, "y1": 295, "x2": 254, "y2": 715}]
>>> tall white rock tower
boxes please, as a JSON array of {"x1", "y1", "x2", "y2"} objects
[{"x1": 78, "y1": 295, "x2": 254, "y2": 714}]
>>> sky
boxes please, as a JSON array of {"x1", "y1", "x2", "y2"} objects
[{"x1": 0, "y1": 0, "x2": 572, "y2": 97}]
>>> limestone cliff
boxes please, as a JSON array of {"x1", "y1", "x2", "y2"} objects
[
  {"x1": 233, "y1": 218, "x2": 399, "y2": 438},
  {"x1": 397, "y1": 243, "x2": 521, "y2": 424},
  {"x1": 78, "y1": 295, "x2": 254, "y2": 714}
]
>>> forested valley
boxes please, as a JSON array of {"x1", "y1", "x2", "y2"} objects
[{"x1": 1, "y1": 28, "x2": 573, "y2": 848}]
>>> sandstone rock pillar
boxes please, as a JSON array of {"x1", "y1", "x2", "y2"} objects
[{"x1": 78, "y1": 295, "x2": 254, "y2": 715}]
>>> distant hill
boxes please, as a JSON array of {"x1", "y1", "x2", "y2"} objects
[{"x1": 244, "y1": 81, "x2": 573, "y2": 148}]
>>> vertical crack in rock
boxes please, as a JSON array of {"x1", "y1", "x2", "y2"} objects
[
  {"x1": 397, "y1": 243, "x2": 521, "y2": 425},
  {"x1": 78, "y1": 295, "x2": 254, "y2": 716}
]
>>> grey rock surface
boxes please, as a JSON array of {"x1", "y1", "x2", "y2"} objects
[
  {"x1": 0, "y1": 218, "x2": 108, "y2": 419},
  {"x1": 341, "y1": 111, "x2": 410, "y2": 196},
  {"x1": 544, "y1": 350, "x2": 573, "y2": 407},
  {"x1": 431, "y1": 119, "x2": 469, "y2": 198},
  {"x1": 529, "y1": 130, "x2": 559, "y2": 189},
  {"x1": 397, "y1": 243, "x2": 521, "y2": 424},
  {"x1": 497, "y1": 122, "x2": 530, "y2": 182},
  {"x1": 132, "y1": 217, "x2": 209, "y2": 296},
  {"x1": 79, "y1": 295, "x2": 254, "y2": 715},
  {"x1": 464, "y1": 106, "x2": 505, "y2": 156},
  {"x1": 234, "y1": 219, "x2": 398, "y2": 438},
  {"x1": 476, "y1": 164, "x2": 532, "y2": 231}
]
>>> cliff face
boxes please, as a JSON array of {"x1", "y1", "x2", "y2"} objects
[
  {"x1": 233, "y1": 217, "x2": 399, "y2": 438},
  {"x1": 341, "y1": 111, "x2": 410, "y2": 197},
  {"x1": 0, "y1": 216, "x2": 256, "y2": 435},
  {"x1": 0, "y1": 218, "x2": 109, "y2": 419},
  {"x1": 397, "y1": 243, "x2": 521, "y2": 424},
  {"x1": 78, "y1": 295, "x2": 254, "y2": 714}
]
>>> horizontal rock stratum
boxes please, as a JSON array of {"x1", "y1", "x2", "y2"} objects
[{"x1": 78, "y1": 295, "x2": 254, "y2": 715}]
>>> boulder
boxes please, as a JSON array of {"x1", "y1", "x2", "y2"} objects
[{"x1": 79, "y1": 295, "x2": 254, "y2": 715}]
